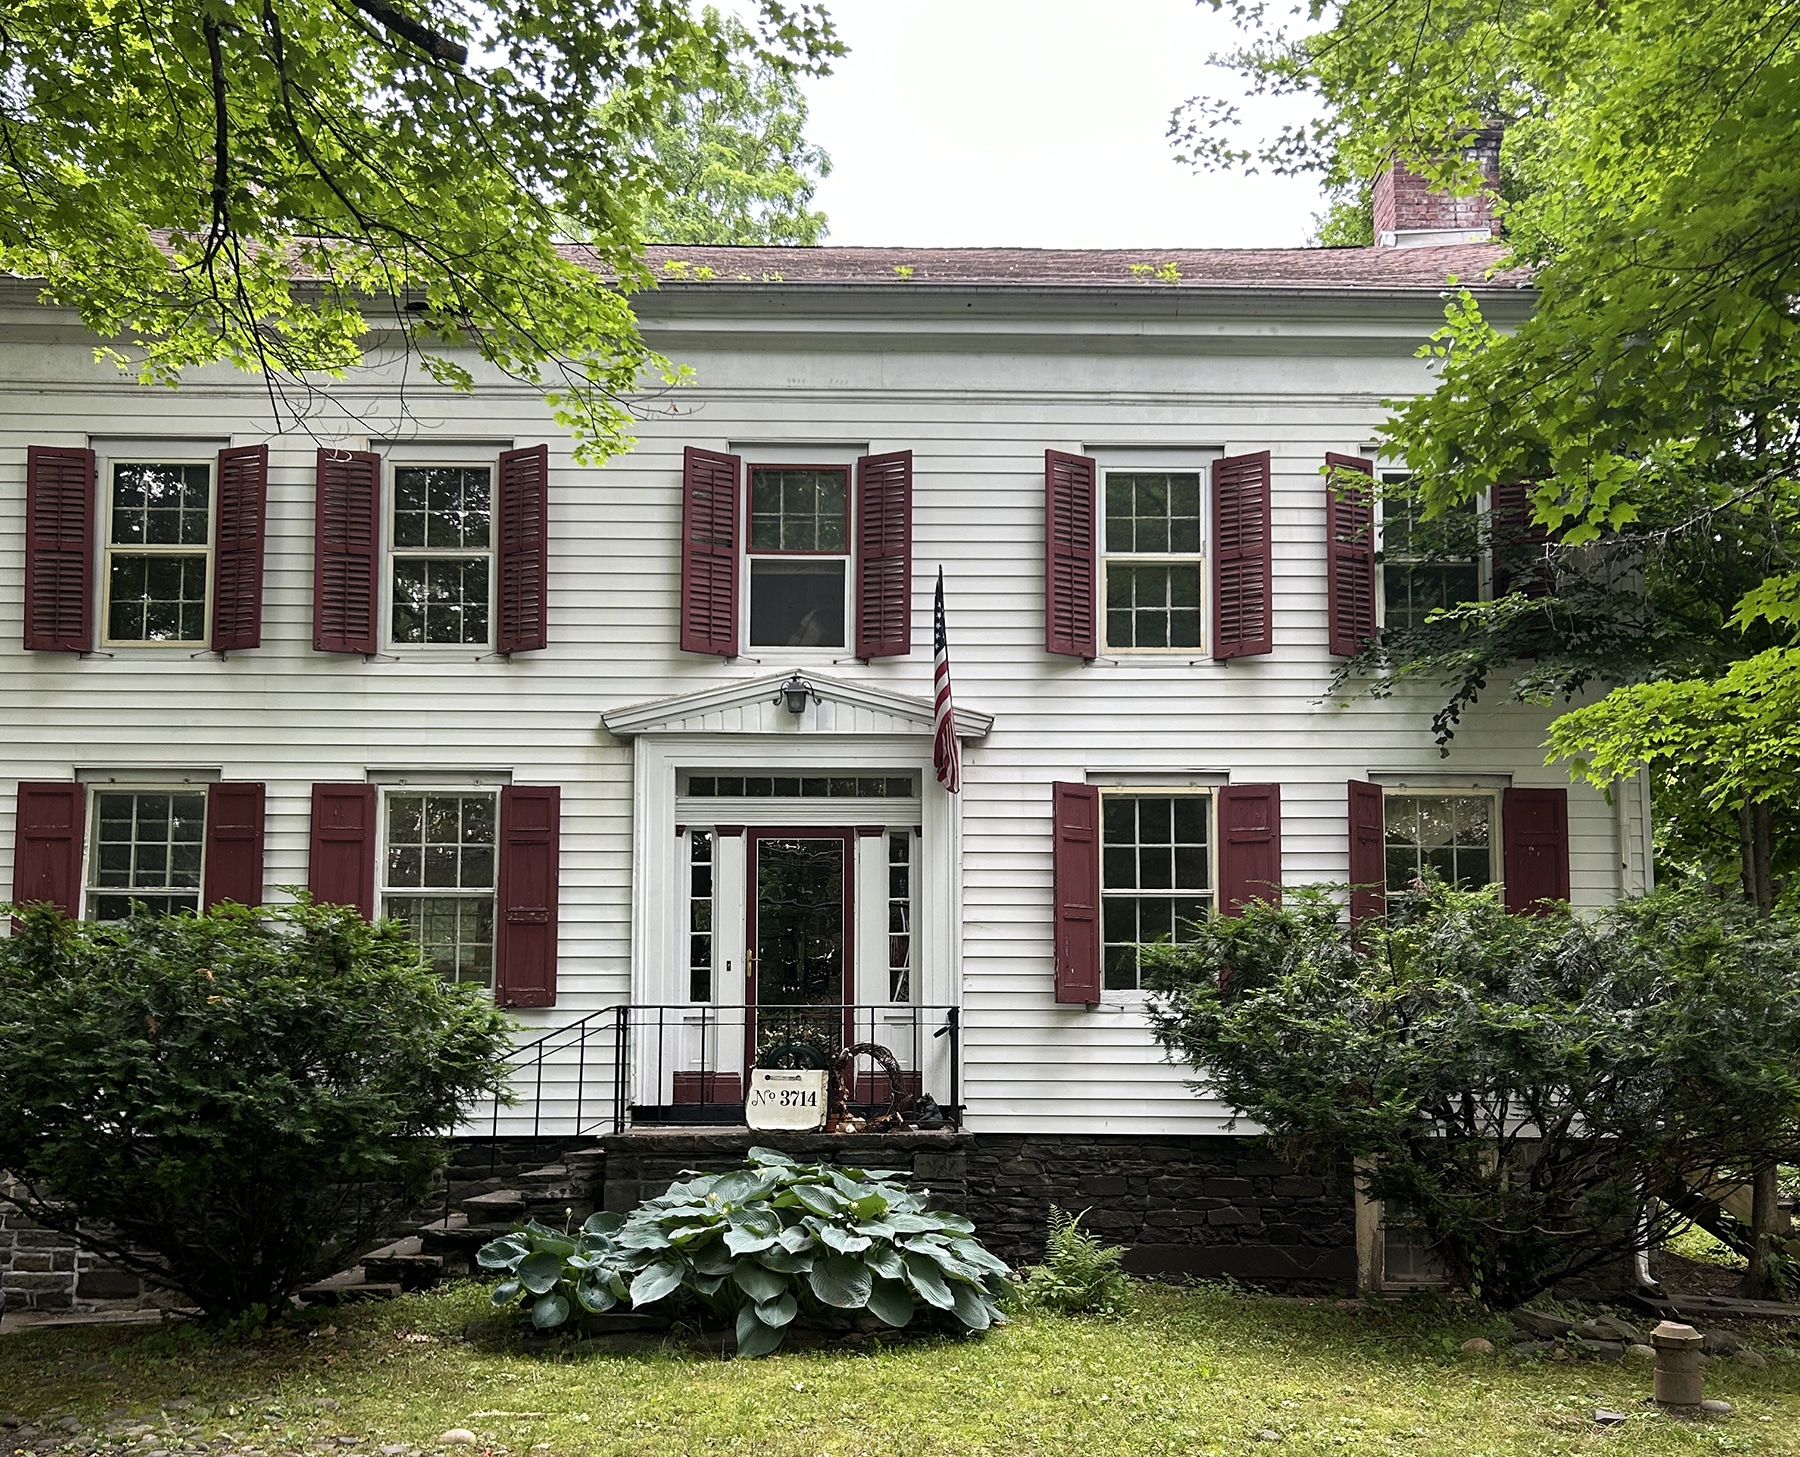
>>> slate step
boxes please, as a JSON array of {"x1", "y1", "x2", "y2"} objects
[
  {"x1": 297, "y1": 1266, "x2": 402, "y2": 1306},
  {"x1": 361, "y1": 1235, "x2": 446, "y2": 1292},
  {"x1": 459, "y1": 1188, "x2": 525, "y2": 1225}
]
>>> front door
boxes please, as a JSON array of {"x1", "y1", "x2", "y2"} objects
[{"x1": 747, "y1": 828, "x2": 852, "y2": 1070}]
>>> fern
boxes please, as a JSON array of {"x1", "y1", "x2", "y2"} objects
[{"x1": 1012, "y1": 1206, "x2": 1133, "y2": 1318}]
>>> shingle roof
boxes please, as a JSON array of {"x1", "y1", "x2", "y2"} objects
[{"x1": 574, "y1": 242, "x2": 1524, "y2": 291}]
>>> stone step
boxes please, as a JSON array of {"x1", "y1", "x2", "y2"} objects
[
  {"x1": 361, "y1": 1235, "x2": 446, "y2": 1292},
  {"x1": 459, "y1": 1188, "x2": 525, "y2": 1225},
  {"x1": 297, "y1": 1266, "x2": 401, "y2": 1306},
  {"x1": 515, "y1": 1163, "x2": 570, "y2": 1191}
]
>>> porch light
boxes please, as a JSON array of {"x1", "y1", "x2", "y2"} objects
[{"x1": 776, "y1": 673, "x2": 818, "y2": 715}]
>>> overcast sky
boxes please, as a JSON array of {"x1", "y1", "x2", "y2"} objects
[{"x1": 794, "y1": 0, "x2": 1327, "y2": 249}]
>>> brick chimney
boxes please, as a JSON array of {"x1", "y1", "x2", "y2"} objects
[{"x1": 1372, "y1": 128, "x2": 1501, "y2": 247}]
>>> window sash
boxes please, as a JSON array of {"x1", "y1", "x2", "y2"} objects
[
  {"x1": 85, "y1": 787, "x2": 208, "y2": 920},
  {"x1": 387, "y1": 463, "x2": 496, "y2": 648},
  {"x1": 101, "y1": 460, "x2": 214, "y2": 647},
  {"x1": 746, "y1": 465, "x2": 850, "y2": 555},
  {"x1": 378, "y1": 787, "x2": 499, "y2": 985},
  {"x1": 1099, "y1": 790, "x2": 1214, "y2": 991},
  {"x1": 1382, "y1": 791, "x2": 1500, "y2": 893},
  {"x1": 1100, "y1": 470, "x2": 1205, "y2": 654}
]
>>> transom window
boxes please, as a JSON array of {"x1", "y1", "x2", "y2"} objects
[
  {"x1": 684, "y1": 774, "x2": 916, "y2": 799},
  {"x1": 1384, "y1": 793, "x2": 1495, "y2": 892},
  {"x1": 747, "y1": 466, "x2": 849, "y2": 648},
  {"x1": 1380, "y1": 471, "x2": 1481, "y2": 632},
  {"x1": 380, "y1": 791, "x2": 497, "y2": 984},
  {"x1": 104, "y1": 462, "x2": 212, "y2": 645},
  {"x1": 391, "y1": 465, "x2": 492, "y2": 646},
  {"x1": 1103, "y1": 472, "x2": 1204, "y2": 651},
  {"x1": 87, "y1": 789, "x2": 207, "y2": 920},
  {"x1": 1101, "y1": 792, "x2": 1213, "y2": 990}
]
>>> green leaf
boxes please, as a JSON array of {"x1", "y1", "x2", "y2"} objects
[
  {"x1": 904, "y1": 1251, "x2": 954, "y2": 1309},
  {"x1": 530, "y1": 1292, "x2": 571, "y2": 1330},
  {"x1": 747, "y1": 1146, "x2": 796, "y2": 1168},
  {"x1": 950, "y1": 1282, "x2": 993, "y2": 1331},
  {"x1": 865, "y1": 1245, "x2": 906, "y2": 1281},
  {"x1": 518, "y1": 1250, "x2": 566, "y2": 1295},
  {"x1": 490, "y1": 1278, "x2": 522, "y2": 1306},
  {"x1": 792, "y1": 1183, "x2": 843, "y2": 1217},
  {"x1": 886, "y1": 1212, "x2": 938, "y2": 1233},
  {"x1": 776, "y1": 1224, "x2": 816, "y2": 1254},
  {"x1": 756, "y1": 1291, "x2": 798, "y2": 1328},
  {"x1": 724, "y1": 1225, "x2": 779, "y2": 1255},
  {"x1": 630, "y1": 1260, "x2": 685, "y2": 1308},
  {"x1": 574, "y1": 1273, "x2": 617, "y2": 1313},
  {"x1": 756, "y1": 1247, "x2": 812, "y2": 1275},
  {"x1": 731, "y1": 1261, "x2": 788, "y2": 1304},
  {"x1": 865, "y1": 1277, "x2": 914, "y2": 1328},
  {"x1": 476, "y1": 1236, "x2": 528, "y2": 1270},
  {"x1": 850, "y1": 1192, "x2": 889, "y2": 1220},
  {"x1": 582, "y1": 1211, "x2": 625, "y2": 1236},
  {"x1": 733, "y1": 1302, "x2": 785, "y2": 1357},
  {"x1": 817, "y1": 1222, "x2": 871, "y2": 1255},
  {"x1": 693, "y1": 1272, "x2": 727, "y2": 1297},
  {"x1": 807, "y1": 1251, "x2": 874, "y2": 1309}
]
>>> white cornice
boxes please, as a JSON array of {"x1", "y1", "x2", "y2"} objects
[{"x1": 601, "y1": 669, "x2": 994, "y2": 740}]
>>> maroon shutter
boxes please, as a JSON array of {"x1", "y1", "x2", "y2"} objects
[
  {"x1": 1052, "y1": 781, "x2": 1102, "y2": 1004},
  {"x1": 496, "y1": 444, "x2": 550, "y2": 654},
  {"x1": 203, "y1": 782, "x2": 266, "y2": 909},
  {"x1": 1045, "y1": 451, "x2": 1097, "y2": 658},
  {"x1": 1325, "y1": 453, "x2": 1376, "y2": 656},
  {"x1": 24, "y1": 446, "x2": 96, "y2": 653},
  {"x1": 11, "y1": 782, "x2": 84, "y2": 916},
  {"x1": 1503, "y1": 787, "x2": 1569, "y2": 915},
  {"x1": 680, "y1": 447, "x2": 741, "y2": 657},
  {"x1": 313, "y1": 449, "x2": 381, "y2": 654},
  {"x1": 496, "y1": 785, "x2": 560, "y2": 1008},
  {"x1": 1348, "y1": 779, "x2": 1385, "y2": 924},
  {"x1": 1219, "y1": 783, "x2": 1282, "y2": 914},
  {"x1": 308, "y1": 784, "x2": 376, "y2": 918},
  {"x1": 855, "y1": 450, "x2": 912, "y2": 659},
  {"x1": 211, "y1": 445, "x2": 269, "y2": 652},
  {"x1": 1491, "y1": 481, "x2": 1552, "y2": 598},
  {"x1": 1213, "y1": 451, "x2": 1274, "y2": 659}
]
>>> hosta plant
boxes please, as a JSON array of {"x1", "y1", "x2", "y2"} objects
[{"x1": 477, "y1": 1147, "x2": 1010, "y2": 1355}]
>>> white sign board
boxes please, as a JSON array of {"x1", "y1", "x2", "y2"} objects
[{"x1": 745, "y1": 1067, "x2": 828, "y2": 1131}]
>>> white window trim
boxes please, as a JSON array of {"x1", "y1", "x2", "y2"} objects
[
  {"x1": 740, "y1": 461, "x2": 854, "y2": 658},
  {"x1": 1098, "y1": 466, "x2": 1208, "y2": 656},
  {"x1": 375, "y1": 784, "x2": 502, "y2": 984},
  {"x1": 83, "y1": 783, "x2": 210, "y2": 921},
  {"x1": 98, "y1": 455, "x2": 216, "y2": 650},
  {"x1": 1380, "y1": 786, "x2": 1504, "y2": 896},
  {"x1": 383, "y1": 459, "x2": 498, "y2": 653},
  {"x1": 1098, "y1": 786, "x2": 1217, "y2": 1001}
]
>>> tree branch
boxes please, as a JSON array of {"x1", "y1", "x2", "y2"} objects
[{"x1": 343, "y1": 0, "x2": 467, "y2": 66}]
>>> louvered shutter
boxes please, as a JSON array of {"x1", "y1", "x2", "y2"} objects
[
  {"x1": 11, "y1": 782, "x2": 84, "y2": 916},
  {"x1": 1502, "y1": 787, "x2": 1569, "y2": 915},
  {"x1": 496, "y1": 785, "x2": 560, "y2": 1007},
  {"x1": 1213, "y1": 452, "x2": 1274, "y2": 659},
  {"x1": 308, "y1": 784, "x2": 376, "y2": 918},
  {"x1": 680, "y1": 447, "x2": 741, "y2": 656},
  {"x1": 203, "y1": 782, "x2": 266, "y2": 909},
  {"x1": 1045, "y1": 451, "x2": 1097, "y2": 659},
  {"x1": 24, "y1": 446, "x2": 95, "y2": 653},
  {"x1": 1219, "y1": 783, "x2": 1282, "y2": 914},
  {"x1": 855, "y1": 450, "x2": 912, "y2": 659},
  {"x1": 313, "y1": 449, "x2": 381, "y2": 654},
  {"x1": 211, "y1": 445, "x2": 269, "y2": 652},
  {"x1": 1491, "y1": 482, "x2": 1553, "y2": 599},
  {"x1": 496, "y1": 444, "x2": 550, "y2": 654},
  {"x1": 1325, "y1": 453, "x2": 1377, "y2": 656},
  {"x1": 1052, "y1": 781, "x2": 1101, "y2": 1004},
  {"x1": 1347, "y1": 779, "x2": 1386, "y2": 924}
]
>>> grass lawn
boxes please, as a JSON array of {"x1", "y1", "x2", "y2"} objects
[{"x1": 2, "y1": 1283, "x2": 1797, "y2": 1457}]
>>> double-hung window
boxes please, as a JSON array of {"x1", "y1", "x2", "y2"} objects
[
  {"x1": 1384, "y1": 792, "x2": 1497, "y2": 893},
  {"x1": 87, "y1": 788, "x2": 207, "y2": 920},
  {"x1": 380, "y1": 791, "x2": 498, "y2": 984},
  {"x1": 1379, "y1": 471, "x2": 1481, "y2": 631},
  {"x1": 1100, "y1": 791, "x2": 1213, "y2": 990},
  {"x1": 390, "y1": 465, "x2": 493, "y2": 647},
  {"x1": 747, "y1": 466, "x2": 849, "y2": 649},
  {"x1": 1103, "y1": 471, "x2": 1204, "y2": 652},
  {"x1": 103, "y1": 461, "x2": 212, "y2": 646}
]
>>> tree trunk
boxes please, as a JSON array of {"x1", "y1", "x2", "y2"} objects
[
  {"x1": 1738, "y1": 801, "x2": 1775, "y2": 915},
  {"x1": 1741, "y1": 1160, "x2": 1782, "y2": 1300}
]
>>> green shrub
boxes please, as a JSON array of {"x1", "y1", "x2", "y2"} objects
[
  {"x1": 0, "y1": 899, "x2": 513, "y2": 1320},
  {"x1": 1011, "y1": 1206, "x2": 1133, "y2": 1318},
  {"x1": 478, "y1": 1147, "x2": 1010, "y2": 1355}
]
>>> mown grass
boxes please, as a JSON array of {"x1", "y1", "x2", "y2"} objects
[{"x1": 3, "y1": 1282, "x2": 1798, "y2": 1457}]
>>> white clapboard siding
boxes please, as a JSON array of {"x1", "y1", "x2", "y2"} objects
[{"x1": 0, "y1": 273, "x2": 1639, "y2": 1138}]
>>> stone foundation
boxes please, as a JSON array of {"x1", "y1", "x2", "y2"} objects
[{"x1": 0, "y1": 1176, "x2": 173, "y2": 1315}]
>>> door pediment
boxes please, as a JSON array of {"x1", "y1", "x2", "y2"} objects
[{"x1": 602, "y1": 670, "x2": 994, "y2": 740}]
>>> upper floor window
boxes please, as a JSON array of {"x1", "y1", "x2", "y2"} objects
[
  {"x1": 104, "y1": 461, "x2": 212, "y2": 645},
  {"x1": 747, "y1": 466, "x2": 848, "y2": 648},
  {"x1": 87, "y1": 788, "x2": 206, "y2": 920},
  {"x1": 1384, "y1": 792, "x2": 1495, "y2": 892},
  {"x1": 1101, "y1": 791, "x2": 1213, "y2": 990},
  {"x1": 1380, "y1": 471, "x2": 1480, "y2": 631},
  {"x1": 390, "y1": 465, "x2": 493, "y2": 647},
  {"x1": 1103, "y1": 472, "x2": 1204, "y2": 652},
  {"x1": 380, "y1": 790, "x2": 497, "y2": 984}
]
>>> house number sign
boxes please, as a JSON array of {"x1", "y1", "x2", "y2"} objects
[{"x1": 745, "y1": 1068, "x2": 828, "y2": 1131}]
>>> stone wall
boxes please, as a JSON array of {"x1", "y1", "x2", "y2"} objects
[{"x1": 0, "y1": 1176, "x2": 165, "y2": 1315}]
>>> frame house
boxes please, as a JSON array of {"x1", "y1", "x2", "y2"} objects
[{"x1": 0, "y1": 154, "x2": 1654, "y2": 1302}]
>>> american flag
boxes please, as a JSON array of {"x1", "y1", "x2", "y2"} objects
[{"x1": 933, "y1": 568, "x2": 961, "y2": 794}]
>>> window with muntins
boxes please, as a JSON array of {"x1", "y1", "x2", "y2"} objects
[
  {"x1": 88, "y1": 789, "x2": 206, "y2": 920},
  {"x1": 1101, "y1": 792, "x2": 1213, "y2": 990},
  {"x1": 888, "y1": 831, "x2": 912, "y2": 1002},
  {"x1": 381, "y1": 791, "x2": 497, "y2": 984},
  {"x1": 391, "y1": 465, "x2": 493, "y2": 646},
  {"x1": 689, "y1": 829, "x2": 714, "y2": 1003},
  {"x1": 1103, "y1": 471, "x2": 1204, "y2": 651},
  {"x1": 1384, "y1": 793, "x2": 1496, "y2": 892},
  {"x1": 1380, "y1": 472, "x2": 1480, "y2": 631},
  {"x1": 104, "y1": 462, "x2": 212, "y2": 645},
  {"x1": 747, "y1": 466, "x2": 848, "y2": 648}
]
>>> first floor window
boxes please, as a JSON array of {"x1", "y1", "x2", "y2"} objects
[
  {"x1": 381, "y1": 791, "x2": 497, "y2": 984},
  {"x1": 88, "y1": 789, "x2": 206, "y2": 920},
  {"x1": 689, "y1": 829, "x2": 714, "y2": 1003},
  {"x1": 391, "y1": 465, "x2": 492, "y2": 646},
  {"x1": 1384, "y1": 793, "x2": 1495, "y2": 893},
  {"x1": 104, "y1": 461, "x2": 212, "y2": 645},
  {"x1": 1101, "y1": 792, "x2": 1212, "y2": 990},
  {"x1": 888, "y1": 831, "x2": 912, "y2": 1002}
]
